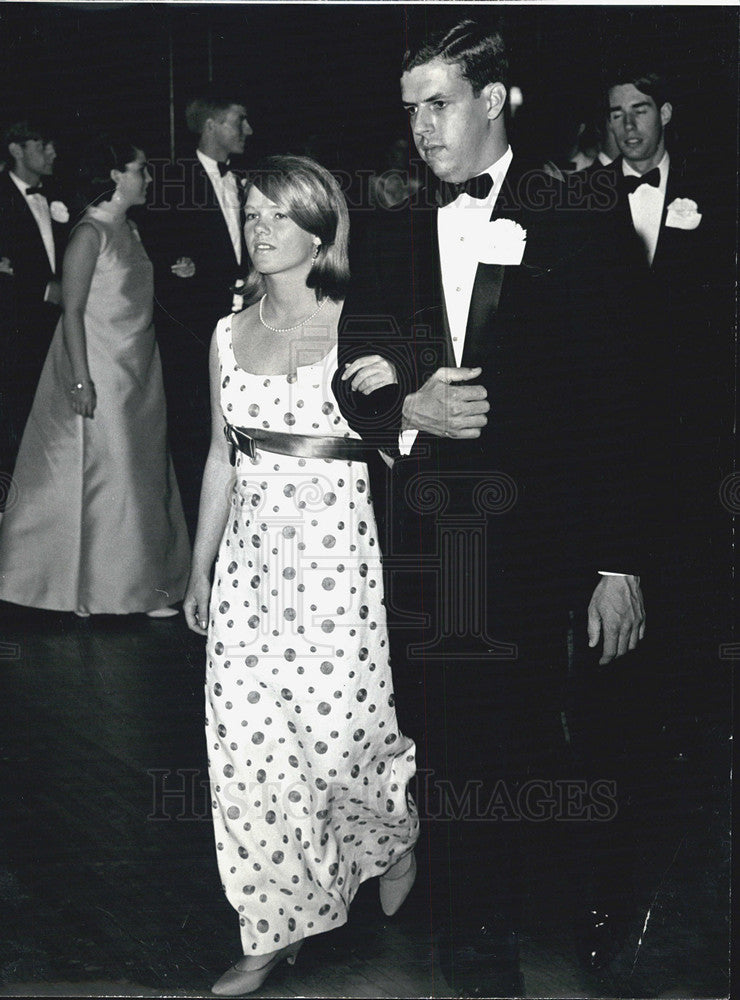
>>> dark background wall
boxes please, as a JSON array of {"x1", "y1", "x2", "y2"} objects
[{"x1": 1, "y1": 3, "x2": 737, "y2": 179}]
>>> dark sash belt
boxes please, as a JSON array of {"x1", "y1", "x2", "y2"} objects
[{"x1": 224, "y1": 421, "x2": 371, "y2": 464}]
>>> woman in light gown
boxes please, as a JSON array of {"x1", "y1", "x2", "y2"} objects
[
  {"x1": 183, "y1": 155, "x2": 418, "y2": 996},
  {"x1": 0, "y1": 136, "x2": 190, "y2": 616}
]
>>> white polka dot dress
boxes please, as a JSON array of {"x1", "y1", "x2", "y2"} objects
[{"x1": 205, "y1": 317, "x2": 419, "y2": 955}]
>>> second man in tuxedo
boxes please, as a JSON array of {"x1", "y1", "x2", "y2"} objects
[
  {"x1": 0, "y1": 122, "x2": 68, "y2": 508},
  {"x1": 603, "y1": 69, "x2": 733, "y2": 741},
  {"x1": 146, "y1": 92, "x2": 253, "y2": 521}
]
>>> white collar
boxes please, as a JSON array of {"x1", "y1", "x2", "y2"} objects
[
  {"x1": 476, "y1": 145, "x2": 514, "y2": 190},
  {"x1": 622, "y1": 150, "x2": 670, "y2": 181},
  {"x1": 443, "y1": 146, "x2": 514, "y2": 210},
  {"x1": 9, "y1": 171, "x2": 43, "y2": 195},
  {"x1": 197, "y1": 149, "x2": 226, "y2": 176}
]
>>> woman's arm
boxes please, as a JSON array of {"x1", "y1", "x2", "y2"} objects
[
  {"x1": 183, "y1": 329, "x2": 236, "y2": 635},
  {"x1": 61, "y1": 224, "x2": 100, "y2": 418}
]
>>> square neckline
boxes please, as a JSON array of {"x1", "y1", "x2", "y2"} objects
[{"x1": 224, "y1": 317, "x2": 338, "y2": 380}]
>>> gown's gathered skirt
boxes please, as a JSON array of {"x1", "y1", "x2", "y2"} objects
[
  {"x1": 206, "y1": 316, "x2": 418, "y2": 954},
  {"x1": 0, "y1": 208, "x2": 190, "y2": 614}
]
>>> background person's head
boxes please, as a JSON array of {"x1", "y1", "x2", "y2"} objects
[
  {"x1": 186, "y1": 92, "x2": 252, "y2": 161},
  {"x1": 3, "y1": 121, "x2": 48, "y2": 185},
  {"x1": 604, "y1": 69, "x2": 672, "y2": 172},
  {"x1": 242, "y1": 154, "x2": 350, "y2": 304},
  {"x1": 74, "y1": 135, "x2": 149, "y2": 215}
]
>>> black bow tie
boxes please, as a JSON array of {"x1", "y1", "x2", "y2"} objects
[
  {"x1": 622, "y1": 167, "x2": 660, "y2": 194},
  {"x1": 436, "y1": 172, "x2": 494, "y2": 207},
  {"x1": 217, "y1": 161, "x2": 231, "y2": 178},
  {"x1": 25, "y1": 185, "x2": 45, "y2": 197}
]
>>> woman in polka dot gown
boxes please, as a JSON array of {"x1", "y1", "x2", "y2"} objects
[{"x1": 184, "y1": 156, "x2": 419, "y2": 995}]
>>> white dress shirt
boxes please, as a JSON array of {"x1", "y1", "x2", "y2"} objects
[
  {"x1": 10, "y1": 171, "x2": 56, "y2": 273},
  {"x1": 196, "y1": 149, "x2": 243, "y2": 265},
  {"x1": 623, "y1": 151, "x2": 669, "y2": 266}
]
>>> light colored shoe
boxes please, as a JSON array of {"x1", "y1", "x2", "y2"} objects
[
  {"x1": 211, "y1": 940, "x2": 302, "y2": 996},
  {"x1": 379, "y1": 850, "x2": 417, "y2": 916},
  {"x1": 74, "y1": 610, "x2": 91, "y2": 618},
  {"x1": 145, "y1": 606, "x2": 179, "y2": 618}
]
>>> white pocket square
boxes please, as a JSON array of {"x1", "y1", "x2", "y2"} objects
[{"x1": 665, "y1": 197, "x2": 702, "y2": 230}]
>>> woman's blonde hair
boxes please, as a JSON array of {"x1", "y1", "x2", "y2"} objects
[{"x1": 241, "y1": 155, "x2": 350, "y2": 304}]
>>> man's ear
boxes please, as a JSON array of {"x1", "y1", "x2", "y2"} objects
[
  {"x1": 483, "y1": 82, "x2": 508, "y2": 121},
  {"x1": 8, "y1": 141, "x2": 22, "y2": 163},
  {"x1": 660, "y1": 102, "x2": 673, "y2": 128}
]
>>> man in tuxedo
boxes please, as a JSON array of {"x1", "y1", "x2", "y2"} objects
[
  {"x1": 603, "y1": 70, "x2": 732, "y2": 741},
  {"x1": 0, "y1": 121, "x2": 68, "y2": 510},
  {"x1": 341, "y1": 19, "x2": 647, "y2": 993},
  {"x1": 145, "y1": 91, "x2": 253, "y2": 521}
]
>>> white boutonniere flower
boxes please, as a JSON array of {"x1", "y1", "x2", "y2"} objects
[
  {"x1": 476, "y1": 218, "x2": 527, "y2": 265},
  {"x1": 49, "y1": 201, "x2": 69, "y2": 224},
  {"x1": 665, "y1": 197, "x2": 702, "y2": 230}
]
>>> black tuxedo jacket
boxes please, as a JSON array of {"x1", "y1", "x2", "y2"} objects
[
  {"x1": 340, "y1": 158, "x2": 647, "y2": 650},
  {"x1": 143, "y1": 157, "x2": 245, "y2": 349},
  {"x1": 599, "y1": 154, "x2": 733, "y2": 540},
  {"x1": 0, "y1": 170, "x2": 67, "y2": 315}
]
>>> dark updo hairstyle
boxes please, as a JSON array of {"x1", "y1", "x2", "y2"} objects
[
  {"x1": 242, "y1": 154, "x2": 350, "y2": 304},
  {"x1": 73, "y1": 134, "x2": 142, "y2": 217}
]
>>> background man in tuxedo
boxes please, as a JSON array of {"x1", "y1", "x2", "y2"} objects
[
  {"x1": 342, "y1": 19, "x2": 647, "y2": 994},
  {"x1": 603, "y1": 69, "x2": 732, "y2": 746},
  {"x1": 0, "y1": 121, "x2": 68, "y2": 510},
  {"x1": 145, "y1": 92, "x2": 253, "y2": 524}
]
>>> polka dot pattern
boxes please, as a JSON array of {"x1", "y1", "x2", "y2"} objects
[{"x1": 205, "y1": 318, "x2": 419, "y2": 956}]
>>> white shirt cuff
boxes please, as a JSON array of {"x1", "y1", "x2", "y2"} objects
[
  {"x1": 598, "y1": 571, "x2": 628, "y2": 577},
  {"x1": 399, "y1": 429, "x2": 418, "y2": 456}
]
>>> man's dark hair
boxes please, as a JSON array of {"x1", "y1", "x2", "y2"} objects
[
  {"x1": 185, "y1": 91, "x2": 245, "y2": 135},
  {"x1": 2, "y1": 121, "x2": 44, "y2": 165},
  {"x1": 402, "y1": 18, "x2": 509, "y2": 96},
  {"x1": 603, "y1": 69, "x2": 671, "y2": 112}
]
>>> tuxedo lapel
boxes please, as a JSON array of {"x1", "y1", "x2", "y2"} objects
[
  {"x1": 650, "y1": 159, "x2": 702, "y2": 272},
  {"x1": 410, "y1": 196, "x2": 454, "y2": 367},
  {"x1": 649, "y1": 161, "x2": 675, "y2": 270},
  {"x1": 193, "y1": 160, "x2": 239, "y2": 266},
  {"x1": 0, "y1": 172, "x2": 55, "y2": 283},
  {"x1": 460, "y1": 159, "x2": 527, "y2": 368}
]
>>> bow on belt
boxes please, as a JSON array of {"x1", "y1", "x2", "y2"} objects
[{"x1": 224, "y1": 421, "x2": 371, "y2": 465}]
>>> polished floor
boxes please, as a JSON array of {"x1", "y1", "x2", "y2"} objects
[{"x1": 0, "y1": 599, "x2": 731, "y2": 999}]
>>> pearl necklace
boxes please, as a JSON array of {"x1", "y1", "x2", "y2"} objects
[{"x1": 259, "y1": 294, "x2": 325, "y2": 333}]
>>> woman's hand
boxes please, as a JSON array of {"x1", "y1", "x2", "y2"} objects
[
  {"x1": 171, "y1": 257, "x2": 196, "y2": 279},
  {"x1": 70, "y1": 381, "x2": 96, "y2": 418},
  {"x1": 0, "y1": 256, "x2": 14, "y2": 276},
  {"x1": 183, "y1": 573, "x2": 211, "y2": 635},
  {"x1": 341, "y1": 355, "x2": 397, "y2": 395}
]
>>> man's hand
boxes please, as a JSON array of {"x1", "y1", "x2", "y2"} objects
[
  {"x1": 0, "y1": 257, "x2": 13, "y2": 276},
  {"x1": 341, "y1": 355, "x2": 397, "y2": 395},
  {"x1": 402, "y1": 366, "x2": 489, "y2": 438},
  {"x1": 171, "y1": 257, "x2": 196, "y2": 278},
  {"x1": 587, "y1": 574, "x2": 645, "y2": 665}
]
